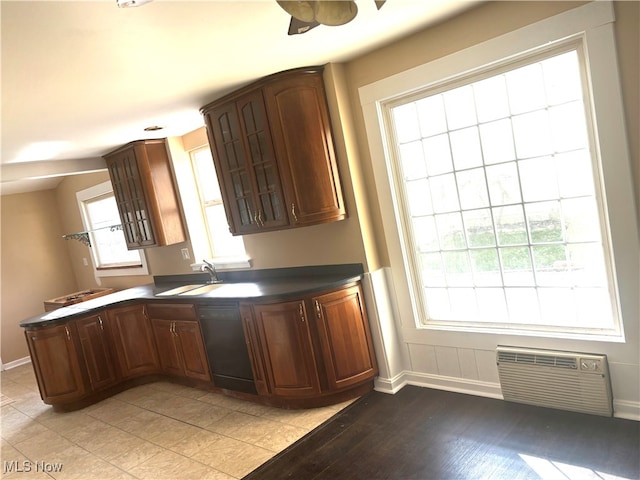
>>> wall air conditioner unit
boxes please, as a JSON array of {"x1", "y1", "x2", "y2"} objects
[{"x1": 496, "y1": 346, "x2": 613, "y2": 417}]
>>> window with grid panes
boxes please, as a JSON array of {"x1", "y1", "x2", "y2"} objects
[{"x1": 387, "y1": 45, "x2": 618, "y2": 333}]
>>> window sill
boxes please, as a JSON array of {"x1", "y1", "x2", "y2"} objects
[{"x1": 190, "y1": 256, "x2": 252, "y2": 272}]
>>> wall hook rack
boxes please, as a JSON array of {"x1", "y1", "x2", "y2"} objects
[{"x1": 62, "y1": 224, "x2": 123, "y2": 248}]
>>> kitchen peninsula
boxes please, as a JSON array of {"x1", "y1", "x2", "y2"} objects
[{"x1": 20, "y1": 264, "x2": 378, "y2": 412}]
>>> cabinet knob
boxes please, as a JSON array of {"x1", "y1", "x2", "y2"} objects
[
  {"x1": 65, "y1": 326, "x2": 71, "y2": 340},
  {"x1": 98, "y1": 316, "x2": 104, "y2": 331}
]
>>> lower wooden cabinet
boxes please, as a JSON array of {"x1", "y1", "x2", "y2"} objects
[
  {"x1": 241, "y1": 282, "x2": 378, "y2": 400},
  {"x1": 313, "y1": 285, "x2": 378, "y2": 390},
  {"x1": 22, "y1": 280, "x2": 377, "y2": 410},
  {"x1": 148, "y1": 303, "x2": 211, "y2": 382},
  {"x1": 76, "y1": 313, "x2": 119, "y2": 391},
  {"x1": 106, "y1": 304, "x2": 161, "y2": 378},
  {"x1": 248, "y1": 300, "x2": 322, "y2": 398},
  {"x1": 24, "y1": 323, "x2": 86, "y2": 404}
]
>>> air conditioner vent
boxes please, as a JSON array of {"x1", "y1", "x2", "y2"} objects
[
  {"x1": 497, "y1": 346, "x2": 612, "y2": 417},
  {"x1": 497, "y1": 350, "x2": 577, "y2": 369}
]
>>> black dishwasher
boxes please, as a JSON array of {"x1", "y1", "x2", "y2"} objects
[{"x1": 197, "y1": 305, "x2": 257, "y2": 394}]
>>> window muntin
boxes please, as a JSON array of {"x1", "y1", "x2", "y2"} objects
[{"x1": 387, "y1": 46, "x2": 619, "y2": 334}]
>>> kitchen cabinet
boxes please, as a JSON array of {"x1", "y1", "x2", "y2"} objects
[
  {"x1": 148, "y1": 303, "x2": 211, "y2": 382},
  {"x1": 246, "y1": 299, "x2": 321, "y2": 398},
  {"x1": 76, "y1": 312, "x2": 119, "y2": 392},
  {"x1": 198, "y1": 305, "x2": 255, "y2": 393},
  {"x1": 201, "y1": 66, "x2": 346, "y2": 235},
  {"x1": 104, "y1": 138, "x2": 186, "y2": 249},
  {"x1": 24, "y1": 323, "x2": 86, "y2": 404},
  {"x1": 241, "y1": 282, "x2": 377, "y2": 402},
  {"x1": 106, "y1": 304, "x2": 161, "y2": 378},
  {"x1": 313, "y1": 284, "x2": 378, "y2": 391}
]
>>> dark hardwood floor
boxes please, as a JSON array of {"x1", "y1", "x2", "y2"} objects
[{"x1": 245, "y1": 386, "x2": 640, "y2": 480}]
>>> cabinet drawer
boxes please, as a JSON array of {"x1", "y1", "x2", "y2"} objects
[{"x1": 147, "y1": 303, "x2": 197, "y2": 320}]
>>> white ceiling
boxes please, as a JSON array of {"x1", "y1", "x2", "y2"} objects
[{"x1": 1, "y1": 0, "x2": 474, "y2": 195}]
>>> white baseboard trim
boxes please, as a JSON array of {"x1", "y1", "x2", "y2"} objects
[
  {"x1": 375, "y1": 371, "x2": 639, "y2": 421},
  {"x1": 613, "y1": 400, "x2": 640, "y2": 421},
  {"x1": 374, "y1": 370, "x2": 502, "y2": 399},
  {"x1": 1, "y1": 356, "x2": 31, "y2": 371},
  {"x1": 374, "y1": 372, "x2": 407, "y2": 394}
]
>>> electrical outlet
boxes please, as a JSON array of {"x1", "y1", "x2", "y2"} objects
[
  {"x1": 181, "y1": 248, "x2": 190, "y2": 260},
  {"x1": 82, "y1": 257, "x2": 89, "y2": 266}
]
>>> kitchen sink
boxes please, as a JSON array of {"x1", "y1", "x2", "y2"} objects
[
  {"x1": 155, "y1": 284, "x2": 206, "y2": 296},
  {"x1": 178, "y1": 283, "x2": 225, "y2": 296}
]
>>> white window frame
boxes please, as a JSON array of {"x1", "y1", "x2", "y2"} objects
[
  {"x1": 77, "y1": 181, "x2": 149, "y2": 277},
  {"x1": 360, "y1": 2, "x2": 638, "y2": 342}
]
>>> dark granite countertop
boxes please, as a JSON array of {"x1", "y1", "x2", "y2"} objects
[{"x1": 20, "y1": 264, "x2": 364, "y2": 328}]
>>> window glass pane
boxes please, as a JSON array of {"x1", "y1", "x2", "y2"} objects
[
  {"x1": 393, "y1": 103, "x2": 421, "y2": 143},
  {"x1": 436, "y1": 213, "x2": 466, "y2": 250},
  {"x1": 512, "y1": 110, "x2": 553, "y2": 158},
  {"x1": 416, "y1": 95, "x2": 447, "y2": 137},
  {"x1": 486, "y1": 162, "x2": 521, "y2": 205},
  {"x1": 429, "y1": 174, "x2": 459, "y2": 213},
  {"x1": 456, "y1": 168, "x2": 489, "y2": 210},
  {"x1": 443, "y1": 85, "x2": 477, "y2": 130},
  {"x1": 479, "y1": 119, "x2": 516, "y2": 165},
  {"x1": 500, "y1": 246, "x2": 534, "y2": 285},
  {"x1": 413, "y1": 216, "x2": 439, "y2": 252},
  {"x1": 470, "y1": 249, "x2": 501, "y2": 286},
  {"x1": 474, "y1": 75, "x2": 510, "y2": 123},
  {"x1": 542, "y1": 50, "x2": 582, "y2": 105},
  {"x1": 423, "y1": 134, "x2": 453, "y2": 175},
  {"x1": 549, "y1": 101, "x2": 588, "y2": 152},
  {"x1": 406, "y1": 179, "x2": 432, "y2": 216},
  {"x1": 493, "y1": 205, "x2": 527, "y2": 245},
  {"x1": 450, "y1": 126, "x2": 482, "y2": 170},
  {"x1": 556, "y1": 150, "x2": 595, "y2": 198},
  {"x1": 399, "y1": 141, "x2": 427, "y2": 180},
  {"x1": 526, "y1": 201, "x2": 563, "y2": 243},
  {"x1": 463, "y1": 209, "x2": 496, "y2": 247},
  {"x1": 506, "y1": 62, "x2": 546, "y2": 114}
]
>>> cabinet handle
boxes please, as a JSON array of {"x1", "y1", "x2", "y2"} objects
[
  {"x1": 171, "y1": 321, "x2": 176, "y2": 335},
  {"x1": 98, "y1": 316, "x2": 104, "y2": 331},
  {"x1": 291, "y1": 203, "x2": 298, "y2": 223},
  {"x1": 299, "y1": 303, "x2": 305, "y2": 323},
  {"x1": 257, "y1": 209, "x2": 264, "y2": 227},
  {"x1": 315, "y1": 300, "x2": 321, "y2": 318},
  {"x1": 65, "y1": 326, "x2": 71, "y2": 340}
]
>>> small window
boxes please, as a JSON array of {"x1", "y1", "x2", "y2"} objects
[
  {"x1": 190, "y1": 147, "x2": 247, "y2": 261},
  {"x1": 77, "y1": 182, "x2": 148, "y2": 276}
]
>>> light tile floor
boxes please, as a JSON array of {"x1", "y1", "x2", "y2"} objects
[{"x1": 0, "y1": 363, "x2": 352, "y2": 479}]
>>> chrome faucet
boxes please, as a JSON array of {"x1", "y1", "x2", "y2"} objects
[{"x1": 201, "y1": 259, "x2": 222, "y2": 284}]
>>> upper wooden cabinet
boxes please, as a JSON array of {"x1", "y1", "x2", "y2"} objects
[
  {"x1": 104, "y1": 138, "x2": 186, "y2": 249},
  {"x1": 201, "y1": 66, "x2": 346, "y2": 235}
]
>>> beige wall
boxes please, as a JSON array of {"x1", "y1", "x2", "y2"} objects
[{"x1": 1, "y1": 190, "x2": 77, "y2": 363}]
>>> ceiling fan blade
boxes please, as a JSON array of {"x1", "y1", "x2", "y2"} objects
[
  {"x1": 374, "y1": 0, "x2": 386, "y2": 10},
  {"x1": 287, "y1": 16, "x2": 320, "y2": 35}
]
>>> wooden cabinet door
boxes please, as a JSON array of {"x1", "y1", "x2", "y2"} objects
[
  {"x1": 173, "y1": 320, "x2": 211, "y2": 382},
  {"x1": 252, "y1": 300, "x2": 321, "y2": 398},
  {"x1": 240, "y1": 304, "x2": 270, "y2": 396},
  {"x1": 107, "y1": 304, "x2": 160, "y2": 378},
  {"x1": 313, "y1": 285, "x2": 378, "y2": 390},
  {"x1": 24, "y1": 324, "x2": 86, "y2": 404},
  {"x1": 264, "y1": 70, "x2": 346, "y2": 227},
  {"x1": 105, "y1": 148, "x2": 156, "y2": 248},
  {"x1": 204, "y1": 91, "x2": 288, "y2": 234},
  {"x1": 76, "y1": 313, "x2": 118, "y2": 391},
  {"x1": 150, "y1": 318, "x2": 184, "y2": 377}
]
